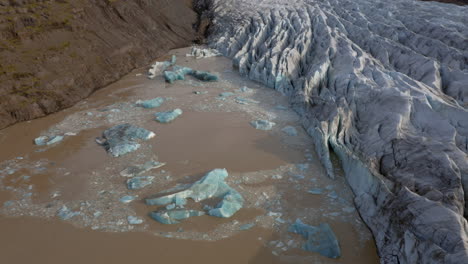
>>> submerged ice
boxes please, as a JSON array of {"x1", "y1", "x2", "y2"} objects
[{"x1": 289, "y1": 219, "x2": 341, "y2": 259}]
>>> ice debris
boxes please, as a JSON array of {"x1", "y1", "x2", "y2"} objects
[
  {"x1": 239, "y1": 86, "x2": 251, "y2": 93},
  {"x1": 187, "y1": 47, "x2": 221, "y2": 59},
  {"x1": 155, "y1": 109, "x2": 183, "y2": 123},
  {"x1": 308, "y1": 188, "x2": 323, "y2": 195},
  {"x1": 119, "y1": 195, "x2": 138, "y2": 203},
  {"x1": 239, "y1": 223, "x2": 255, "y2": 231},
  {"x1": 219, "y1": 92, "x2": 235, "y2": 98},
  {"x1": 146, "y1": 169, "x2": 243, "y2": 222},
  {"x1": 282, "y1": 126, "x2": 298, "y2": 136},
  {"x1": 57, "y1": 205, "x2": 81, "y2": 220},
  {"x1": 127, "y1": 216, "x2": 144, "y2": 225},
  {"x1": 275, "y1": 105, "x2": 288, "y2": 110},
  {"x1": 136, "y1": 97, "x2": 165, "y2": 109},
  {"x1": 34, "y1": 135, "x2": 64, "y2": 146},
  {"x1": 97, "y1": 124, "x2": 155, "y2": 157},
  {"x1": 150, "y1": 210, "x2": 205, "y2": 225},
  {"x1": 120, "y1": 160, "x2": 166, "y2": 177},
  {"x1": 163, "y1": 66, "x2": 193, "y2": 83},
  {"x1": 289, "y1": 219, "x2": 341, "y2": 259},
  {"x1": 190, "y1": 70, "x2": 219, "y2": 82},
  {"x1": 164, "y1": 66, "x2": 218, "y2": 84},
  {"x1": 148, "y1": 55, "x2": 176, "y2": 79},
  {"x1": 235, "y1": 97, "x2": 259, "y2": 105},
  {"x1": 3, "y1": 201, "x2": 14, "y2": 207},
  {"x1": 272, "y1": 174, "x2": 283, "y2": 180},
  {"x1": 327, "y1": 191, "x2": 338, "y2": 199},
  {"x1": 250, "y1": 120, "x2": 276, "y2": 130},
  {"x1": 296, "y1": 163, "x2": 309, "y2": 171},
  {"x1": 127, "y1": 176, "x2": 155, "y2": 190},
  {"x1": 194, "y1": 91, "x2": 208, "y2": 95}
]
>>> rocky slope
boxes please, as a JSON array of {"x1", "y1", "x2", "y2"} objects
[
  {"x1": 205, "y1": 0, "x2": 468, "y2": 263},
  {"x1": 0, "y1": 0, "x2": 197, "y2": 129}
]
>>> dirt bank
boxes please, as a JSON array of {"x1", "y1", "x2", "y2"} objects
[{"x1": 0, "y1": 0, "x2": 197, "y2": 129}]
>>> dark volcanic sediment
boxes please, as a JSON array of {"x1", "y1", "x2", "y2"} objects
[
  {"x1": 0, "y1": 0, "x2": 197, "y2": 129},
  {"x1": 206, "y1": 0, "x2": 468, "y2": 263}
]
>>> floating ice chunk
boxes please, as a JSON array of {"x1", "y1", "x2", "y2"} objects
[
  {"x1": 127, "y1": 176, "x2": 154, "y2": 190},
  {"x1": 164, "y1": 66, "x2": 194, "y2": 83},
  {"x1": 155, "y1": 109, "x2": 183, "y2": 123},
  {"x1": 190, "y1": 70, "x2": 219, "y2": 82},
  {"x1": 34, "y1": 135, "x2": 64, "y2": 146},
  {"x1": 296, "y1": 163, "x2": 309, "y2": 171},
  {"x1": 267, "y1": 212, "x2": 282, "y2": 218},
  {"x1": 275, "y1": 105, "x2": 288, "y2": 110},
  {"x1": 187, "y1": 47, "x2": 221, "y2": 59},
  {"x1": 120, "y1": 195, "x2": 138, "y2": 203},
  {"x1": 308, "y1": 188, "x2": 323, "y2": 195},
  {"x1": 97, "y1": 124, "x2": 155, "y2": 157},
  {"x1": 148, "y1": 55, "x2": 176, "y2": 79},
  {"x1": 289, "y1": 219, "x2": 341, "y2": 259},
  {"x1": 127, "y1": 216, "x2": 144, "y2": 225},
  {"x1": 166, "y1": 203, "x2": 176, "y2": 210},
  {"x1": 291, "y1": 174, "x2": 305, "y2": 179},
  {"x1": 250, "y1": 120, "x2": 276, "y2": 130},
  {"x1": 272, "y1": 174, "x2": 283, "y2": 180},
  {"x1": 163, "y1": 64, "x2": 219, "y2": 83},
  {"x1": 235, "y1": 97, "x2": 259, "y2": 105},
  {"x1": 194, "y1": 91, "x2": 208, "y2": 95},
  {"x1": 57, "y1": 205, "x2": 80, "y2": 220},
  {"x1": 282, "y1": 126, "x2": 298, "y2": 136},
  {"x1": 93, "y1": 211, "x2": 102, "y2": 218},
  {"x1": 146, "y1": 169, "x2": 243, "y2": 219},
  {"x1": 136, "y1": 97, "x2": 165, "y2": 109},
  {"x1": 239, "y1": 86, "x2": 251, "y2": 93},
  {"x1": 120, "y1": 160, "x2": 166, "y2": 177},
  {"x1": 327, "y1": 191, "x2": 338, "y2": 199},
  {"x1": 275, "y1": 218, "x2": 286, "y2": 224},
  {"x1": 3, "y1": 201, "x2": 14, "y2": 207},
  {"x1": 150, "y1": 209, "x2": 205, "y2": 225},
  {"x1": 219, "y1": 92, "x2": 235, "y2": 98},
  {"x1": 209, "y1": 190, "x2": 244, "y2": 218},
  {"x1": 239, "y1": 223, "x2": 255, "y2": 230}
]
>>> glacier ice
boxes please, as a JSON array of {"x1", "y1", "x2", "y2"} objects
[
  {"x1": 150, "y1": 209, "x2": 205, "y2": 225},
  {"x1": 136, "y1": 97, "x2": 165, "y2": 109},
  {"x1": 289, "y1": 219, "x2": 341, "y2": 259},
  {"x1": 97, "y1": 124, "x2": 155, "y2": 157},
  {"x1": 207, "y1": 0, "x2": 468, "y2": 262},
  {"x1": 120, "y1": 160, "x2": 166, "y2": 177},
  {"x1": 34, "y1": 135, "x2": 64, "y2": 146},
  {"x1": 155, "y1": 109, "x2": 183, "y2": 123},
  {"x1": 146, "y1": 169, "x2": 244, "y2": 222},
  {"x1": 250, "y1": 120, "x2": 276, "y2": 130},
  {"x1": 127, "y1": 176, "x2": 155, "y2": 190}
]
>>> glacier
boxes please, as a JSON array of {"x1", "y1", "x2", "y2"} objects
[{"x1": 199, "y1": 0, "x2": 468, "y2": 263}]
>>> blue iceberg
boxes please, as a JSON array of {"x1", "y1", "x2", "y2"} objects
[
  {"x1": 98, "y1": 124, "x2": 155, "y2": 157},
  {"x1": 146, "y1": 169, "x2": 244, "y2": 222},
  {"x1": 155, "y1": 109, "x2": 183, "y2": 123},
  {"x1": 127, "y1": 176, "x2": 155, "y2": 190},
  {"x1": 250, "y1": 120, "x2": 276, "y2": 130},
  {"x1": 136, "y1": 97, "x2": 165, "y2": 109}
]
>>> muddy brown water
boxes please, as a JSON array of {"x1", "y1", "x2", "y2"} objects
[{"x1": 0, "y1": 47, "x2": 379, "y2": 263}]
